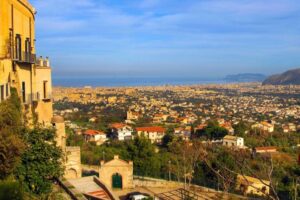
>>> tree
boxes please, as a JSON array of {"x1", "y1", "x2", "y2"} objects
[
  {"x1": 233, "y1": 121, "x2": 248, "y2": 137},
  {"x1": 15, "y1": 128, "x2": 63, "y2": 195},
  {"x1": 162, "y1": 132, "x2": 175, "y2": 148},
  {"x1": 0, "y1": 128, "x2": 25, "y2": 179},
  {"x1": 0, "y1": 88, "x2": 25, "y2": 179},
  {"x1": 127, "y1": 137, "x2": 161, "y2": 177},
  {"x1": 168, "y1": 140, "x2": 205, "y2": 186},
  {"x1": 0, "y1": 180, "x2": 24, "y2": 200},
  {"x1": 196, "y1": 121, "x2": 228, "y2": 140}
]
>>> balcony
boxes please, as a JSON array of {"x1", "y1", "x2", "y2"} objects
[
  {"x1": 13, "y1": 52, "x2": 36, "y2": 64},
  {"x1": 42, "y1": 92, "x2": 52, "y2": 101},
  {"x1": 22, "y1": 93, "x2": 38, "y2": 104},
  {"x1": 23, "y1": 92, "x2": 52, "y2": 104}
]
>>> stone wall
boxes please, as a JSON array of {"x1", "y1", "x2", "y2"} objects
[
  {"x1": 133, "y1": 176, "x2": 183, "y2": 188},
  {"x1": 65, "y1": 146, "x2": 82, "y2": 179}
]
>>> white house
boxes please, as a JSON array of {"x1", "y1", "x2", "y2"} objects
[
  {"x1": 223, "y1": 135, "x2": 244, "y2": 148},
  {"x1": 83, "y1": 130, "x2": 107, "y2": 145},
  {"x1": 110, "y1": 123, "x2": 133, "y2": 141},
  {"x1": 136, "y1": 126, "x2": 166, "y2": 143},
  {"x1": 251, "y1": 121, "x2": 274, "y2": 133},
  {"x1": 282, "y1": 123, "x2": 297, "y2": 133},
  {"x1": 174, "y1": 126, "x2": 191, "y2": 140}
]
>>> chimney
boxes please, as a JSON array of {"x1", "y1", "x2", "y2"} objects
[
  {"x1": 44, "y1": 57, "x2": 50, "y2": 67},
  {"x1": 38, "y1": 56, "x2": 43, "y2": 66}
]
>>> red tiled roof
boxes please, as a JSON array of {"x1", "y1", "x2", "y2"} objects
[
  {"x1": 84, "y1": 130, "x2": 105, "y2": 136},
  {"x1": 196, "y1": 124, "x2": 207, "y2": 130},
  {"x1": 110, "y1": 123, "x2": 127, "y2": 129},
  {"x1": 136, "y1": 126, "x2": 165, "y2": 133},
  {"x1": 87, "y1": 189, "x2": 109, "y2": 199},
  {"x1": 255, "y1": 146, "x2": 277, "y2": 151}
]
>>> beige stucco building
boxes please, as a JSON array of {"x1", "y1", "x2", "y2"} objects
[
  {"x1": 99, "y1": 155, "x2": 133, "y2": 190},
  {"x1": 0, "y1": 0, "x2": 82, "y2": 180},
  {"x1": 0, "y1": 0, "x2": 52, "y2": 125}
]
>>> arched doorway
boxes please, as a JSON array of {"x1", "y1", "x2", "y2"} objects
[
  {"x1": 112, "y1": 173, "x2": 122, "y2": 189},
  {"x1": 66, "y1": 168, "x2": 78, "y2": 179}
]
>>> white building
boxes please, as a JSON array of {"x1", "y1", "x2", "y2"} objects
[
  {"x1": 251, "y1": 121, "x2": 274, "y2": 133},
  {"x1": 110, "y1": 123, "x2": 133, "y2": 141},
  {"x1": 136, "y1": 126, "x2": 166, "y2": 143},
  {"x1": 83, "y1": 130, "x2": 107, "y2": 145},
  {"x1": 223, "y1": 135, "x2": 244, "y2": 148}
]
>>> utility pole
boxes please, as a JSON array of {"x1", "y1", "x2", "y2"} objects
[
  {"x1": 295, "y1": 178, "x2": 298, "y2": 200},
  {"x1": 168, "y1": 160, "x2": 171, "y2": 181},
  {"x1": 102, "y1": 151, "x2": 105, "y2": 162},
  {"x1": 217, "y1": 170, "x2": 220, "y2": 191},
  {"x1": 184, "y1": 150, "x2": 187, "y2": 190}
]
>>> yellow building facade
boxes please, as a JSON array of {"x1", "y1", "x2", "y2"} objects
[
  {"x1": 0, "y1": 0, "x2": 52, "y2": 124},
  {"x1": 0, "y1": 0, "x2": 82, "y2": 180}
]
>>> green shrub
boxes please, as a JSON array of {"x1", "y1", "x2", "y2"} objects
[{"x1": 0, "y1": 181, "x2": 23, "y2": 200}]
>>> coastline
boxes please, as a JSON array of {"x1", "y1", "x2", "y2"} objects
[{"x1": 53, "y1": 76, "x2": 227, "y2": 87}]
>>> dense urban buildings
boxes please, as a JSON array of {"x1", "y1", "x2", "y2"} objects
[{"x1": 52, "y1": 83, "x2": 300, "y2": 199}]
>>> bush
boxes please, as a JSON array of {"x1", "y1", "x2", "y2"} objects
[
  {"x1": 15, "y1": 128, "x2": 63, "y2": 195},
  {"x1": 0, "y1": 181, "x2": 24, "y2": 200}
]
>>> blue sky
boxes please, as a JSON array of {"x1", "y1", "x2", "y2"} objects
[{"x1": 30, "y1": 0, "x2": 300, "y2": 78}]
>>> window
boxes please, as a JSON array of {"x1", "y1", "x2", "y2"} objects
[
  {"x1": 43, "y1": 81, "x2": 47, "y2": 99},
  {"x1": 25, "y1": 38, "x2": 31, "y2": 62},
  {"x1": 6, "y1": 83, "x2": 9, "y2": 97},
  {"x1": 0, "y1": 85, "x2": 4, "y2": 102},
  {"x1": 9, "y1": 29, "x2": 13, "y2": 58},
  {"x1": 22, "y1": 81, "x2": 26, "y2": 103},
  {"x1": 15, "y1": 34, "x2": 22, "y2": 60}
]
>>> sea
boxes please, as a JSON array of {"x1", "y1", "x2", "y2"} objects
[{"x1": 52, "y1": 76, "x2": 226, "y2": 87}]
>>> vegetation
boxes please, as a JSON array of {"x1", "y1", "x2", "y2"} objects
[
  {"x1": 0, "y1": 89, "x2": 24, "y2": 179},
  {"x1": 15, "y1": 128, "x2": 64, "y2": 195},
  {"x1": 195, "y1": 120, "x2": 228, "y2": 140},
  {"x1": 0, "y1": 89, "x2": 64, "y2": 198},
  {"x1": 0, "y1": 180, "x2": 24, "y2": 200},
  {"x1": 69, "y1": 126, "x2": 299, "y2": 199}
]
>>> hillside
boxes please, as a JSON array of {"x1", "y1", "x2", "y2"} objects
[{"x1": 263, "y1": 68, "x2": 300, "y2": 85}]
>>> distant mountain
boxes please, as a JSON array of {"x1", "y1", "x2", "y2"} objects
[
  {"x1": 263, "y1": 68, "x2": 300, "y2": 85},
  {"x1": 224, "y1": 73, "x2": 266, "y2": 82}
]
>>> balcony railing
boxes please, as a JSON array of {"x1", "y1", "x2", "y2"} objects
[
  {"x1": 13, "y1": 52, "x2": 36, "y2": 64},
  {"x1": 23, "y1": 92, "x2": 52, "y2": 104}
]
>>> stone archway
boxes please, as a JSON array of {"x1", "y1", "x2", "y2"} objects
[
  {"x1": 99, "y1": 155, "x2": 133, "y2": 189},
  {"x1": 112, "y1": 173, "x2": 122, "y2": 189}
]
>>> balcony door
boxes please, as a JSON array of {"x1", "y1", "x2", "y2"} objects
[
  {"x1": 25, "y1": 38, "x2": 31, "y2": 62},
  {"x1": 15, "y1": 34, "x2": 22, "y2": 60},
  {"x1": 43, "y1": 81, "x2": 47, "y2": 99}
]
